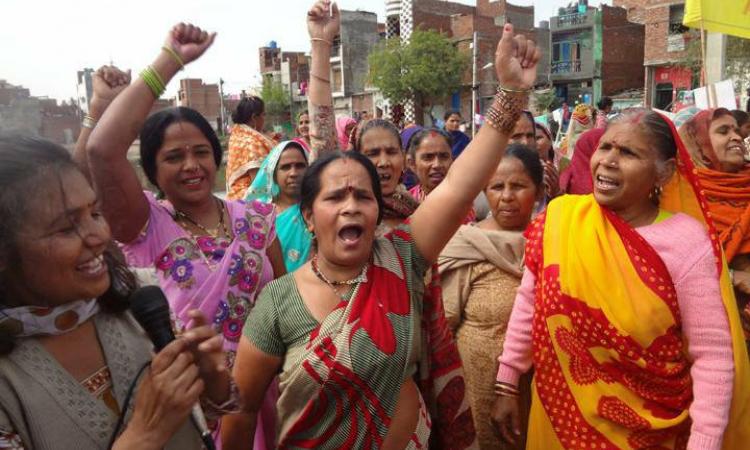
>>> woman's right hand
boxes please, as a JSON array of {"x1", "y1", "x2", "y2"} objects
[
  {"x1": 124, "y1": 339, "x2": 204, "y2": 446},
  {"x1": 164, "y1": 23, "x2": 216, "y2": 66},
  {"x1": 491, "y1": 394, "x2": 521, "y2": 444},
  {"x1": 92, "y1": 66, "x2": 131, "y2": 105}
]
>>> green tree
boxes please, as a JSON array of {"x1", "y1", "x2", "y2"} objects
[
  {"x1": 368, "y1": 30, "x2": 469, "y2": 116},
  {"x1": 260, "y1": 76, "x2": 290, "y2": 127}
]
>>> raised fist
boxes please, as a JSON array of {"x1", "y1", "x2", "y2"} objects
[
  {"x1": 164, "y1": 23, "x2": 216, "y2": 66},
  {"x1": 92, "y1": 65, "x2": 131, "y2": 104},
  {"x1": 307, "y1": 0, "x2": 340, "y2": 45},
  {"x1": 494, "y1": 24, "x2": 541, "y2": 91}
]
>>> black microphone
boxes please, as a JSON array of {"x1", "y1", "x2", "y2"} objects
[{"x1": 129, "y1": 285, "x2": 216, "y2": 450}]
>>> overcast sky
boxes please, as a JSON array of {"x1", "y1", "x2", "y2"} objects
[{"x1": 1, "y1": 0, "x2": 610, "y2": 102}]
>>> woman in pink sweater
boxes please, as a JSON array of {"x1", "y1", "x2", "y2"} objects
[{"x1": 491, "y1": 109, "x2": 750, "y2": 450}]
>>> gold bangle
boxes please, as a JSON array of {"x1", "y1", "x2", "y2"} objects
[
  {"x1": 497, "y1": 84, "x2": 532, "y2": 94},
  {"x1": 311, "y1": 37, "x2": 333, "y2": 46},
  {"x1": 161, "y1": 45, "x2": 185, "y2": 70},
  {"x1": 82, "y1": 115, "x2": 97, "y2": 129}
]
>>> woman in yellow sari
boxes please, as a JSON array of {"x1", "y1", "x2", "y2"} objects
[{"x1": 492, "y1": 109, "x2": 750, "y2": 449}]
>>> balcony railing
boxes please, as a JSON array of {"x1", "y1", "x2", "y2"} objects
[
  {"x1": 552, "y1": 60, "x2": 582, "y2": 74},
  {"x1": 556, "y1": 13, "x2": 588, "y2": 28}
]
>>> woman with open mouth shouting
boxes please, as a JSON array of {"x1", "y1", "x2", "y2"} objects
[
  {"x1": 493, "y1": 109, "x2": 750, "y2": 449},
  {"x1": 223, "y1": 1, "x2": 542, "y2": 448},
  {"x1": 84, "y1": 23, "x2": 285, "y2": 449}
]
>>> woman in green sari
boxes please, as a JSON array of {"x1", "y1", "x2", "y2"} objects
[{"x1": 245, "y1": 140, "x2": 311, "y2": 272}]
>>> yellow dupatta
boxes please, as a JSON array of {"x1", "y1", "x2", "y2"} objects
[{"x1": 525, "y1": 112, "x2": 750, "y2": 449}]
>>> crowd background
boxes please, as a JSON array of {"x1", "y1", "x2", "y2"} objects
[{"x1": 1, "y1": 0, "x2": 750, "y2": 449}]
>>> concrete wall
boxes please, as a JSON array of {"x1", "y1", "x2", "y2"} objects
[{"x1": 340, "y1": 10, "x2": 380, "y2": 96}]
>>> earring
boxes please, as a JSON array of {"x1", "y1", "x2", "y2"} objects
[{"x1": 650, "y1": 185, "x2": 663, "y2": 199}]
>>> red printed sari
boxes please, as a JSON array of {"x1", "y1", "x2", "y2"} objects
[{"x1": 274, "y1": 224, "x2": 475, "y2": 449}]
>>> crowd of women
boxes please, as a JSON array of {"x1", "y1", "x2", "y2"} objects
[{"x1": 1, "y1": 1, "x2": 750, "y2": 449}]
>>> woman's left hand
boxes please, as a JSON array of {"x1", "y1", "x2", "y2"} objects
[
  {"x1": 307, "y1": 0, "x2": 340, "y2": 44},
  {"x1": 183, "y1": 309, "x2": 226, "y2": 380},
  {"x1": 494, "y1": 23, "x2": 541, "y2": 91}
]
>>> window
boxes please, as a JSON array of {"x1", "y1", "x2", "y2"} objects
[{"x1": 669, "y1": 4, "x2": 688, "y2": 35}]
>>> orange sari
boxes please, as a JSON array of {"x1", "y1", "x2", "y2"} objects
[
  {"x1": 523, "y1": 113, "x2": 750, "y2": 449},
  {"x1": 226, "y1": 124, "x2": 275, "y2": 200},
  {"x1": 675, "y1": 108, "x2": 750, "y2": 262}
]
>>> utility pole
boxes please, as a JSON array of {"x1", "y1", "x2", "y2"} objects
[
  {"x1": 471, "y1": 31, "x2": 478, "y2": 138},
  {"x1": 219, "y1": 78, "x2": 226, "y2": 136}
]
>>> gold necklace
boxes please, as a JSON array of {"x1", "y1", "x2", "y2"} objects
[
  {"x1": 174, "y1": 197, "x2": 228, "y2": 239},
  {"x1": 311, "y1": 254, "x2": 369, "y2": 300}
]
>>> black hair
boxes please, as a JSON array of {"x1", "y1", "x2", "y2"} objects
[
  {"x1": 299, "y1": 151, "x2": 384, "y2": 225},
  {"x1": 597, "y1": 97, "x2": 613, "y2": 111},
  {"x1": 0, "y1": 133, "x2": 136, "y2": 355},
  {"x1": 407, "y1": 128, "x2": 453, "y2": 158},
  {"x1": 232, "y1": 96, "x2": 264, "y2": 125},
  {"x1": 444, "y1": 110, "x2": 461, "y2": 121},
  {"x1": 355, "y1": 119, "x2": 402, "y2": 153},
  {"x1": 732, "y1": 110, "x2": 749, "y2": 127},
  {"x1": 297, "y1": 110, "x2": 310, "y2": 121},
  {"x1": 139, "y1": 107, "x2": 222, "y2": 190},
  {"x1": 503, "y1": 144, "x2": 544, "y2": 189},
  {"x1": 609, "y1": 108, "x2": 677, "y2": 161},
  {"x1": 520, "y1": 110, "x2": 535, "y2": 129}
]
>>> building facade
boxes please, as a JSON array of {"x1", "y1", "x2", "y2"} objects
[
  {"x1": 550, "y1": 2, "x2": 645, "y2": 106},
  {"x1": 613, "y1": 0, "x2": 695, "y2": 110},
  {"x1": 177, "y1": 78, "x2": 222, "y2": 130},
  {"x1": 386, "y1": 0, "x2": 544, "y2": 126},
  {"x1": 330, "y1": 10, "x2": 381, "y2": 118}
]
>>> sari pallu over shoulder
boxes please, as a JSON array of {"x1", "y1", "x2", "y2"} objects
[
  {"x1": 526, "y1": 189, "x2": 750, "y2": 449},
  {"x1": 527, "y1": 196, "x2": 692, "y2": 449},
  {"x1": 274, "y1": 225, "x2": 476, "y2": 449}
]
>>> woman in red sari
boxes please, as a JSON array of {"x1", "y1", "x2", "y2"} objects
[
  {"x1": 222, "y1": 1, "x2": 542, "y2": 448},
  {"x1": 492, "y1": 109, "x2": 750, "y2": 449}
]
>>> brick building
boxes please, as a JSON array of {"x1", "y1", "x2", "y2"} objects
[
  {"x1": 385, "y1": 0, "x2": 545, "y2": 125},
  {"x1": 613, "y1": 0, "x2": 695, "y2": 110},
  {"x1": 0, "y1": 80, "x2": 81, "y2": 146},
  {"x1": 550, "y1": 3, "x2": 645, "y2": 106},
  {"x1": 258, "y1": 44, "x2": 311, "y2": 123},
  {"x1": 177, "y1": 79, "x2": 222, "y2": 130}
]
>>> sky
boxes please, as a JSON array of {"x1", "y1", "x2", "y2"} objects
[{"x1": 0, "y1": 0, "x2": 610, "y2": 102}]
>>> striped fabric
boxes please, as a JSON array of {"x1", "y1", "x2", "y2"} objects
[{"x1": 244, "y1": 223, "x2": 430, "y2": 448}]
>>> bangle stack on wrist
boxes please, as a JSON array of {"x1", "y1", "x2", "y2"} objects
[
  {"x1": 140, "y1": 65, "x2": 166, "y2": 98},
  {"x1": 82, "y1": 114, "x2": 98, "y2": 130},
  {"x1": 494, "y1": 381, "x2": 520, "y2": 398},
  {"x1": 484, "y1": 85, "x2": 530, "y2": 134}
]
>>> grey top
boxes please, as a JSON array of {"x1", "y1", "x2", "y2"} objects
[{"x1": 0, "y1": 311, "x2": 203, "y2": 450}]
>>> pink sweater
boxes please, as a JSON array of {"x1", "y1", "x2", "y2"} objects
[{"x1": 496, "y1": 213, "x2": 735, "y2": 450}]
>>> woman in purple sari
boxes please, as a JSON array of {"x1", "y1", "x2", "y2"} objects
[{"x1": 84, "y1": 23, "x2": 285, "y2": 449}]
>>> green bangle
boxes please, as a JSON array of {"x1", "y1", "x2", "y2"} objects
[
  {"x1": 162, "y1": 45, "x2": 185, "y2": 69},
  {"x1": 140, "y1": 66, "x2": 165, "y2": 98}
]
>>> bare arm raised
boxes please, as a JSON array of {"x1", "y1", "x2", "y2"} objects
[
  {"x1": 306, "y1": 0, "x2": 339, "y2": 156},
  {"x1": 411, "y1": 24, "x2": 541, "y2": 263},
  {"x1": 86, "y1": 24, "x2": 215, "y2": 242}
]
